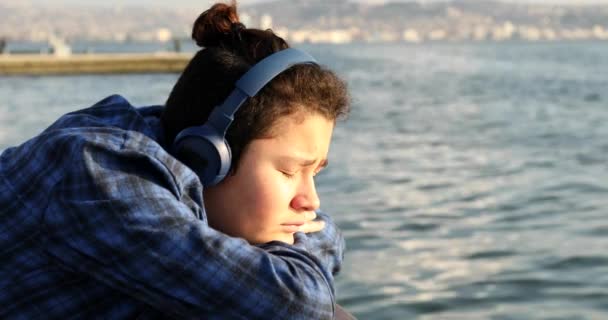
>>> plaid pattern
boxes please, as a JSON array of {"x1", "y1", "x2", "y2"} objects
[{"x1": 0, "y1": 95, "x2": 344, "y2": 319}]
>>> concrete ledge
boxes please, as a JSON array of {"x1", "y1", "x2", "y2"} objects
[{"x1": 0, "y1": 52, "x2": 193, "y2": 75}]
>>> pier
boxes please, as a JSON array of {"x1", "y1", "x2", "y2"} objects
[{"x1": 0, "y1": 52, "x2": 192, "y2": 76}]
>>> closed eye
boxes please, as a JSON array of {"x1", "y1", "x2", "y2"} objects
[{"x1": 281, "y1": 171, "x2": 296, "y2": 179}]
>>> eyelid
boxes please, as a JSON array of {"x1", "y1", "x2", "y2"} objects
[
  {"x1": 281, "y1": 170, "x2": 296, "y2": 179},
  {"x1": 279, "y1": 160, "x2": 327, "y2": 178}
]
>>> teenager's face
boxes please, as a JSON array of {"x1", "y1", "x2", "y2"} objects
[{"x1": 203, "y1": 111, "x2": 334, "y2": 244}]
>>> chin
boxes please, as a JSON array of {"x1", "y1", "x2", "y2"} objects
[
  {"x1": 276, "y1": 233, "x2": 295, "y2": 245},
  {"x1": 282, "y1": 236, "x2": 295, "y2": 245}
]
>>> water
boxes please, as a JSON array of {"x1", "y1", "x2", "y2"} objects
[{"x1": 2, "y1": 42, "x2": 608, "y2": 319}]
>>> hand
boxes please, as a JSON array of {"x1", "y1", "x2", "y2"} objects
[
  {"x1": 298, "y1": 211, "x2": 326, "y2": 234},
  {"x1": 292, "y1": 210, "x2": 344, "y2": 275}
]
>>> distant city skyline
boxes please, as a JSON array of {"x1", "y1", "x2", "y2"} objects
[
  {"x1": 3, "y1": 0, "x2": 608, "y2": 44},
  {"x1": 2, "y1": 0, "x2": 608, "y2": 7}
]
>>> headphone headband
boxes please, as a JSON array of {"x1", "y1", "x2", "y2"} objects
[
  {"x1": 236, "y1": 48, "x2": 317, "y2": 96},
  {"x1": 207, "y1": 48, "x2": 317, "y2": 135}
]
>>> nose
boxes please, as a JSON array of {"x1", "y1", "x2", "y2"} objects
[{"x1": 290, "y1": 175, "x2": 320, "y2": 212}]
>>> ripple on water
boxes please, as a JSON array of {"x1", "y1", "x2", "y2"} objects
[
  {"x1": 456, "y1": 191, "x2": 493, "y2": 203},
  {"x1": 393, "y1": 222, "x2": 440, "y2": 232},
  {"x1": 470, "y1": 278, "x2": 583, "y2": 291},
  {"x1": 581, "y1": 225, "x2": 608, "y2": 237},
  {"x1": 337, "y1": 282, "x2": 420, "y2": 319},
  {"x1": 466, "y1": 250, "x2": 518, "y2": 260},
  {"x1": 524, "y1": 194, "x2": 562, "y2": 205},
  {"x1": 544, "y1": 181, "x2": 608, "y2": 194},
  {"x1": 415, "y1": 182, "x2": 455, "y2": 191},
  {"x1": 493, "y1": 210, "x2": 564, "y2": 226},
  {"x1": 429, "y1": 278, "x2": 580, "y2": 315},
  {"x1": 345, "y1": 232, "x2": 387, "y2": 251},
  {"x1": 576, "y1": 153, "x2": 605, "y2": 166},
  {"x1": 523, "y1": 158, "x2": 556, "y2": 169},
  {"x1": 493, "y1": 203, "x2": 523, "y2": 213},
  {"x1": 387, "y1": 176, "x2": 413, "y2": 185},
  {"x1": 542, "y1": 256, "x2": 608, "y2": 271},
  {"x1": 584, "y1": 92, "x2": 601, "y2": 102},
  {"x1": 339, "y1": 292, "x2": 393, "y2": 309},
  {"x1": 351, "y1": 302, "x2": 421, "y2": 320}
]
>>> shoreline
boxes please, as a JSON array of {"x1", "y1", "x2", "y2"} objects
[{"x1": 0, "y1": 52, "x2": 192, "y2": 76}]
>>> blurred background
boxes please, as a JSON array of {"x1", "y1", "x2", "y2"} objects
[{"x1": 2, "y1": 0, "x2": 608, "y2": 319}]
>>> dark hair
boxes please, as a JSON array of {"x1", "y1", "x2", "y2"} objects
[{"x1": 161, "y1": 0, "x2": 350, "y2": 172}]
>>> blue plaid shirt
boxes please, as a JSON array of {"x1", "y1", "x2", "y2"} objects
[{"x1": 0, "y1": 95, "x2": 344, "y2": 319}]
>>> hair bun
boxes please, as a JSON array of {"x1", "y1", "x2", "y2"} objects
[{"x1": 192, "y1": 1, "x2": 240, "y2": 48}]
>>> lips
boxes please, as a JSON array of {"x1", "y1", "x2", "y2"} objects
[{"x1": 281, "y1": 222, "x2": 305, "y2": 233}]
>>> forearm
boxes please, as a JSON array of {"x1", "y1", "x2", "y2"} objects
[
  {"x1": 296, "y1": 210, "x2": 345, "y2": 276},
  {"x1": 43, "y1": 143, "x2": 337, "y2": 319},
  {"x1": 44, "y1": 197, "x2": 335, "y2": 319}
]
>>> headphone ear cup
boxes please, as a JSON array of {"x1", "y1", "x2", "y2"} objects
[{"x1": 173, "y1": 125, "x2": 232, "y2": 186}]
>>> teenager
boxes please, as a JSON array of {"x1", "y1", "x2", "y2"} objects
[{"x1": 0, "y1": 1, "x2": 351, "y2": 318}]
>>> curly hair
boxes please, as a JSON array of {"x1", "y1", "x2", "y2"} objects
[{"x1": 161, "y1": 0, "x2": 350, "y2": 172}]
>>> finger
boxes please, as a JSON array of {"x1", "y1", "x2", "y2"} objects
[
  {"x1": 304, "y1": 211, "x2": 317, "y2": 222},
  {"x1": 299, "y1": 219, "x2": 325, "y2": 234}
]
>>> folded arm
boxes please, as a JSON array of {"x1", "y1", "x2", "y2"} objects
[
  {"x1": 42, "y1": 134, "x2": 337, "y2": 319},
  {"x1": 296, "y1": 210, "x2": 345, "y2": 276}
]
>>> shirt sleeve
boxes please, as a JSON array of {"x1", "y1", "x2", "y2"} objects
[
  {"x1": 41, "y1": 132, "x2": 335, "y2": 319},
  {"x1": 294, "y1": 210, "x2": 345, "y2": 277}
]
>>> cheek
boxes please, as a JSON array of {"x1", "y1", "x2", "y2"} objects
[{"x1": 244, "y1": 171, "x2": 294, "y2": 220}]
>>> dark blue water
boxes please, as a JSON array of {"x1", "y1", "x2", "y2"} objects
[{"x1": 2, "y1": 42, "x2": 608, "y2": 319}]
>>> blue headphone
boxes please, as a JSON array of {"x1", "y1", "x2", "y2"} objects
[{"x1": 172, "y1": 48, "x2": 318, "y2": 186}]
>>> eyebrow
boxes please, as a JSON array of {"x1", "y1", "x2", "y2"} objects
[{"x1": 282, "y1": 156, "x2": 328, "y2": 169}]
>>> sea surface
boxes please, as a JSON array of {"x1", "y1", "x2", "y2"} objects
[{"x1": 2, "y1": 41, "x2": 608, "y2": 319}]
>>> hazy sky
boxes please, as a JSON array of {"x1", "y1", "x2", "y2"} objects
[{"x1": 3, "y1": 0, "x2": 608, "y2": 6}]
